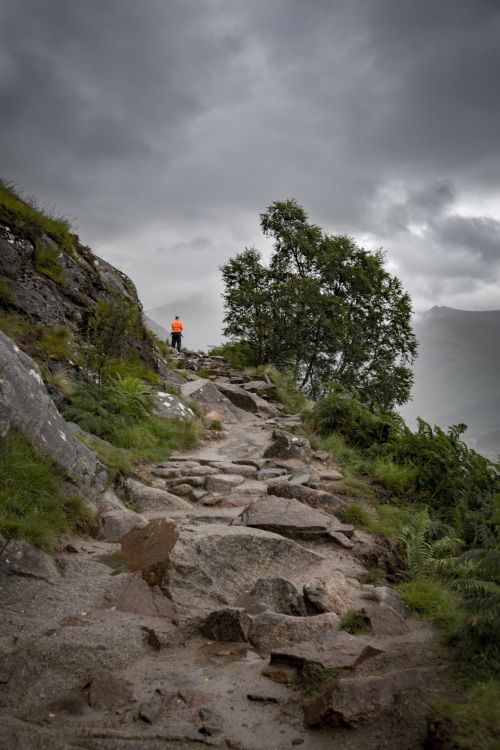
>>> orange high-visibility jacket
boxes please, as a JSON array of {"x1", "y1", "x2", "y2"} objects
[{"x1": 171, "y1": 319, "x2": 184, "y2": 333}]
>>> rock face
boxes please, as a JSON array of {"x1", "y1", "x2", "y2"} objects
[
  {"x1": 120, "y1": 519, "x2": 179, "y2": 586},
  {"x1": 167, "y1": 524, "x2": 323, "y2": 612},
  {"x1": 0, "y1": 331, "x2": 106, "y2": 491}
]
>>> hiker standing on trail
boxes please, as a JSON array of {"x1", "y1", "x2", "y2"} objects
[{"x1": 170, "y1": 315, "x2": 184, "y2": 351}]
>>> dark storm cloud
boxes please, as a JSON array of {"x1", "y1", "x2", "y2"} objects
[{"x1": 1, "y1": 0, "x2": 499, "y2": 341}]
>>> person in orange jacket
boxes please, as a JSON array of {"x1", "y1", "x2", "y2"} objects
[{"x1": 170, "y1": 315, "x2": 184, "y2": 351}]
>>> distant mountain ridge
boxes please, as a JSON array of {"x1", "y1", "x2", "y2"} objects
[{"x1": 401, "y1": 306, "x2": 500, "y2": 459}]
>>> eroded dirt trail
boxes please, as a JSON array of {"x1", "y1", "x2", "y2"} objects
[{"x1": 0, "y1": 410, "x2": 451, "y2": 750}]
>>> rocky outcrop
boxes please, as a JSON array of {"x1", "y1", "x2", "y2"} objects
[{"x1": 0, "y1": 330, "x2": 106, "y2": 491}]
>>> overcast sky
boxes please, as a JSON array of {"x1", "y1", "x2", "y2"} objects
[{"x1": 1, "y1": 0, "x2": 499, "y2": 349}]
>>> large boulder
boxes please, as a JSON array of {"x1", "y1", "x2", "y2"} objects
[
  {"x1": 214, "y1": 381, "x2": 280, "y2": 418},
  {"x1": 0, "y1": 331, "x2": 106, "y2": 491},
  {"x1": 304, "y1": 667, "x2": 436, "y2": 728},
  {"x1": 154, "y1": 391, "x2": 196, "y2": 420},
  {"x1": 249, "y1": 612, "x2": 340, "y2": 652},
  {"x1": 240, "y1": 577, "x2": 308, "y2": 616},
  {"x1": 303, "y1": 573, "x2": 357, "y2": 616},
  {"x1": 263, "y1": 430, "x2": 312, "y2": 461},
  {"x1": 120, "y1": 518, "x2": 179, "y2": 586},
  {"x1": 98, "y1": 489, "x2": 147, "y2": 541},
  {"x1": 199, "y1": 607, "x2": 252, "y2": 642},
  {"x1": 0, "y1": 536, "x2": 59, "y2": 582},
  {"x1": 167, "y1": 524, "x2": 323, "y2": 613},
  {"x1": 180, "y1": 379, "x2": 252, "y2": 423}
]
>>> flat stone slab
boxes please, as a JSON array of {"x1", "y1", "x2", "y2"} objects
[
  {"x1": 205, "y1": 473, "x2": 246, "y2": 493},
  {"x1": 304, "y1": 666, "x2": 437, "y2": 728},
  {"x1": 270, "y1": 632, "x2": 383, "y2": 673},
  {"x1": 208, "y1": 462, "x2": 257, "y2": 478},
  {"x1": 267, "y1": 480, "x2": 348, "y2": 514},
  {"x1": 240, "y1": 496, "x2": 332, "y2": 538},
  {"x1": 249, "y1": 612, "x2": 340, "y2": 652},
  {"x1": 125, "y1": 479, "x2": 192, "y2": 512},
  {"x1": 239, "y1": 495, "x2": 352, "y2": 543}
]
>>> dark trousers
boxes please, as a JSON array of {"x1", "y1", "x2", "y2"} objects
[{"x1": 171, "y1": 332, "x2": 182, "y2": 351}]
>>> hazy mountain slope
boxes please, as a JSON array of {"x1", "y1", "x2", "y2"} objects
[
  {"x1": 401, "y1": 306, "x2": 500, "y2": 458},
  {"x1": 143, "y1": 312, "x2": 169, "y2": 341}
]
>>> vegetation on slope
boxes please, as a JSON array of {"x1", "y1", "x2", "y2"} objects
[
  {"x1": 304, "y1": 386, "x2": 500, "y2": 747},
  {"x1": 0, "y1": 432, "x2": 93, "y2": 551}
]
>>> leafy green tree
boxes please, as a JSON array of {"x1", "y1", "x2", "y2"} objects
[{"x1": 221, "y1": 199, "x2": 417, "y2": 409}]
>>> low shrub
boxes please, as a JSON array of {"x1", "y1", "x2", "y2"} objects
[
  {"x1": 427, "y1": 680, "x2": 500, "y2": 749},
  {"x1": 0, "y1": 431, "x2": 92, "y2": 550},
  {"x1": 208, "y1": 340, "x2": 257, "y2": 368},
  {"x1": 310, "y1": 385, "x2": 398, "y2": 449}
]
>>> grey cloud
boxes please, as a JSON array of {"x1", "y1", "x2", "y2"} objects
[{"x1": 1, "y1": 0, "x2": 500, "y2": 348}]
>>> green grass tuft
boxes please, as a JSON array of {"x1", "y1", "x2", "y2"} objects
[
  {"x1": 371, "y1": 456, "x2": 416, "y2": 493},
  {"x1": 397, "y1": 576, "x2": 462, "y2": 628},
  {"x1": 33, "y1": 241, "x2": 67, "y2": 285},
  {"x1": 104, "y1": 355, "x2": 162, "y2": 385},
  {"x1": 340, "y1": 609, "x2": 373, "y2": 634},
  {"x1": 0, "y1": 180, "x2": 75, "y2": 253},
  {"x1": 0, "y1": 432, "x2": 93, "y2": 550}
]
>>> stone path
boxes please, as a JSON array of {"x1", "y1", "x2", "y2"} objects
[{"x1": 0, "y1": 364, "x2": 453, "y2": 749}]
